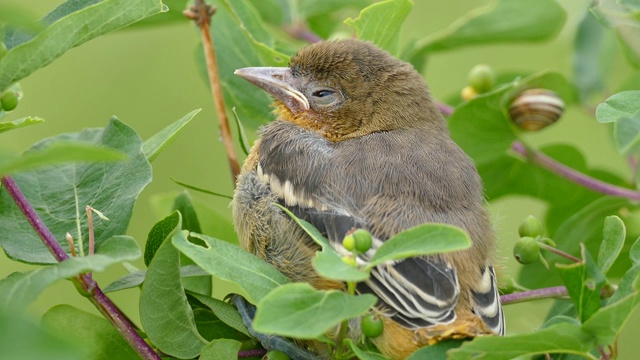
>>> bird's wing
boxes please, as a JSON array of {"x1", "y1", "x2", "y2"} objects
[
  {"x1": 470, "y1": 266, "x2": 505, "y2": 335},
  {"x1": 263, "y1": 173, "x2": 461, "y2": 329}
]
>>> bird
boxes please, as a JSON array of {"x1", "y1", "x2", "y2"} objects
[{"x1": 232, "y1": 38, "x2": 504, "y2": 360}]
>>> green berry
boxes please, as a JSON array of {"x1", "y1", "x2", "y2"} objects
[
  {"x1": 361, "y1": 313, "x2": 384, "y2": 338},
  {"x1": 343, "y1": 233, "x2": 356, "y2": 252},
  {"x1": 0, "y1": 91, "x2": 18, "y2": 111},
  {"x1": 468, "y1": 64, "x2": 495, "y2": 93},
  {"x1": 513, "y1": 236, "x2": 540, "y2": 264},
  {"x1": 518, "y1": 215, "x2": 544, "y2": 238},
  {"x1": 352, "y1": 229, "x2": 373, "y2": 253},
  {"x1": 263, "y1": 350, "x2": 291, "y2": 360}
]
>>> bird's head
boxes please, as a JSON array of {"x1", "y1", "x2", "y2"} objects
[{"x1": 235, "y1": 39, "x2": 443, "y2": 142}]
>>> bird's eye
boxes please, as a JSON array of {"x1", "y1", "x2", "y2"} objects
[
  {"x1": 313, "y1": 90, "x2": 334, "y2": 98},
  {"x1": 309, "y1": 88, "x2": 342, "y2": 108}
]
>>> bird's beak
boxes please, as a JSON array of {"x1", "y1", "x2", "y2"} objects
[{"x1": 234, "y1": 67, "x2": 310, "y2": 113}]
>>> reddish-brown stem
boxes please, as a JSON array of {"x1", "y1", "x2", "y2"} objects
[
  {"x1": 500, "y1": 286, "x2": 568, "y2": 305},
  {"x1": 285, "y1": 23, "x2": 322, "y2": 43},
  {"x1": 186, "y1": 0, "x2": 240, "y2": 185},
  {"x1": 1, "y1": 176, "x2": 161, "y2": 360},
  {"x1": 238, "y1": 348, "x2": 267, "y2": 358},
  {"x1": 537, "y1": 242, "x2": 582, "y2": 263},
  {"x1": 511, "y1": 141, "x2": 640, "y2": 201}
]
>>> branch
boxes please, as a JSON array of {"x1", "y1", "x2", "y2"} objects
[
  {"x1": 185, "y1": 0, "x2": 241, "y2": 185},
  {"x1": 500, "y1": 286, "x2": 568, "y2": 305},
  {"x1": 511, "y1": 141, "x2": 640, "y2": 201},
  {"x1": 284, "y1": 23, "x2": 322, "y2": 43},
  {"x1": 435, "y1": 101, "x2": 640, "y2": 201},
  {"x1": 1, "y1": 176, "x2": 161, "y2": 360}
]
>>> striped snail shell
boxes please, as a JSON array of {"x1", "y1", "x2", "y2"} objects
[{"x1": 508, "y1": 89, "x2": 564, "y2": 131}]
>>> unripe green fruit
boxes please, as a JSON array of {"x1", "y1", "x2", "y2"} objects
[
  {"x1": 0, "y1": 91, "x2": 18, "y2": 111},
  {"x1": 468, "y1": 64, "x2": 495, "y2": 93},
  {"x1": 518, "y1": 215, "x2": 544, "y2": 238},
  {"x1": 514, "y1": 236, "x2": 540, "y2": 264},
  {"x1": 343, "y1": 233, "x2": 356, "y2": 251},
  {"x1": 352, "y1": 229, "x2": 373, "y2": 253},
  {"x1": 361, "y1": 313, "x2": 384, "y2": 338},
  {"x1": 263, "y1": 350, "x2": 291, "y2": 360}
]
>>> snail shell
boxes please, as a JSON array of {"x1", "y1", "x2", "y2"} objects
[{"x1": 509, "y1": 89, "x2": 564, "y2": 131}]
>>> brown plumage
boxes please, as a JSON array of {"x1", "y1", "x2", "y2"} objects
[{"x1": 232, "y1": 39, "x2": 504, "y2": 360}]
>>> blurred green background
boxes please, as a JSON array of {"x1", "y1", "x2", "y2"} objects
[{"x1": 1, "y1": 0, "x2": 638, "y2": 358}]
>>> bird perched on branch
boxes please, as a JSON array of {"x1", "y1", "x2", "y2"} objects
[{"x1": 232, "y1": 38, "x2": 504, "y2": 359}]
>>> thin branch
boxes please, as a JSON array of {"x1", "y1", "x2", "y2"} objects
[
  {"x1": 0, "y1": 176, "x2": 161, "y2": 360},
  {"x1": 437, "y1": 102, "x2": 454, "y2": 117},
  {"x1": 238, "y1": 349, "x2": 267, "y2": 358},
  {"x1": 500, "y1": 286, "x2": 568, "y2": 305},
  {"x1": 185, "y1": 0, "x2": 241, "y2": 185},
  {"x1": 537, "y1": 242, "x2": 582, "y2": 263},
  {"x1": 1, "y1": 176, "x2": 69, "y2": 262},
  {"x1": 511, "y1": 141, "x2": 640, "y2": 201}
]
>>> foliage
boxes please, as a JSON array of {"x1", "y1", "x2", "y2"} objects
[{"x1": 1, "y1": 0, "x2": 640, "y2": 359}]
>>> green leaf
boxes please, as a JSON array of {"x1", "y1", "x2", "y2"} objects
[
  {"x1": 344, "y1": 0, "x2": 413, "y2": 55},
  {"x1": 104, "y1": 264, "x2": 209, "y2": 293},
  {"x1": 150, "y1": 191, "x2": 237, "y2": 242},
  {"x1": 598, "y1": 216, "x2": 626, "y2": 274},
  {"x1": 142, "y1": 109, "x2": 200, "y2": 162},
  {"x1": 596, "y1": 91, "x2": 640, "y2": 154},
  {"x1": 591, "y1": 1, "x2": 640, "y2": 69},
  {"x1": 0, "y1": 0, "x2": 165, "y2": 92},
  {"x1": 231, "y1": 107, "x2": 251, "y2": 156},
  {"x1": 573, "y1": 10, "x2": 612, "y2": 101},
  {"x1": 144, "y1": 211, "x2": 181, "y2": 266},
  {"x1": 556, "y1": 246, "x2": 606, "y2": 323},
  {"x1": 139, "y1": 212, "x2": 207, "y2": 359},
  {"x1": 596, "y1": 91, "x2": 640, "y2": 123},
  {"x1": 41, "y1": 305, "x2": 139, "y2": 360},
  {"x1": 0, "y1": 118, "x2": 152, "y2": 264},
  {"x1": 276, "y1": 204, "x2": 332, "y2": 251},
  {"x1": 613, "y1": 114, "x2": 640, "y2": 154},
  {"x1": 0, "y1": 116, "x2": 43, "y2": 134},
  {"x1": 447, "y1": 323, "x2": 596, "y2": 360},
  {"x1": 0, "y1": 141, "x2": 126, "y2": 177},
  {"x1": 406, "y1": 339, "x2": 463, "y2": 360},
  {"x1": 169, "y1": 179, "x2": 233, "y2": 200},
  {"x1": 172, "y1": 231, "x2": 290, "y2": 304},
  {"x1": 172, "y1": 191, "x2": 212, "y2": 295},
  {"x1": 313, "y1": 250, "x2": 370, "y2": 282},
  {"x1": 410, "y1": 0, "x2": 566, "y2": 68},
  {"x1": 299, "y1": 0, "x2": 372, "y2": 19},
  {"x1": 582, "y1": 270, "x2": 640, "y2": 346},
  {"x1": 630, "y1": 237, "x2": 640, "y2": 265},
  {"x1": 344, "y1": 339, "x2": 387, "y2": 360},
  {"x1": 206, "y1": 0, "x2": 290, "y2": 128},
  {"x1": 189, "y1": 292, "x2": 252, "y2": 338},
  {"x1": 199, "y1": 339, "x2": 242, "y2": 360},
  {"x1": 0, "y1": 310, "x2": 87, "y2": 360},
  {"x1": 0, "y1": 236, "x2": 139, "y2": 312},
  {"x1": 368, "y1": 224, "x2": 471, "y2": 268},
  {"x1": 253, "y1": 283, "x2": 376, "y2": 338}
]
